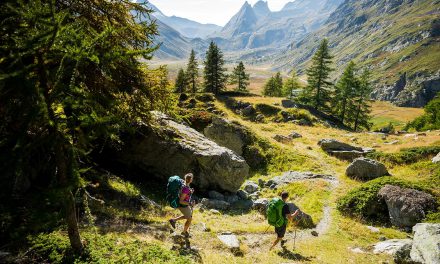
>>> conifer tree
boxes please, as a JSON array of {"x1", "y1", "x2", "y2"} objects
[
  {"x1": 352, "y1": 68, "x2": 373, "y2": 131},
  {"x1": 332, "y1": 61, "x2": 358, "y2": 124},
  {"x1": 175, "y1": 68, "x2": 187, "y2": 93},
  {"x1": 203, "y1": 42, "x2": 227, "y2": 94},
  {"x1": 301, "y1": 39, "x2": 334, "y2": 112},
  {"x1": 230, "y1": 61, "x2": 250, "y2": 91},
  {"x1": 186, "y1": 50, "x2": 199, "y2": 93},
  {"x1": 282, "y1": 71, "x2": 301, "y2": 98},
  {"x1": 263, "y1": 73, "x2": 283, "y2": 97}
]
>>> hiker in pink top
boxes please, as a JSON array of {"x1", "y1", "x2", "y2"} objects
[{"x1": 169, "y1": 173, "x2": 195, "y2": 237}]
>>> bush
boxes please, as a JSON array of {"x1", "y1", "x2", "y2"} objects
[
  {"x1": 255, "y1": 103, "x2": 281, "y2": 116},
  {"x1": 405, "y1": 93, "x2": 440, "y2": 131},
  {"x1": 367, "y1": 145, "x2": 440, "y2": 165},
  {"x1": 29, "y1": 231, "x2": 192, "y2": 264},
  {"x1": 337, "y1": 177, "x2": 430, "y2": 223}
]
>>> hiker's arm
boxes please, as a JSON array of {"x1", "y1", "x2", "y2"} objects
[
  {"x1": 290, "y1": 209, "x2": 300, "y2": 219},
  {"x1": 179, "y1": 193, "x2": 189, "y2": 206}
]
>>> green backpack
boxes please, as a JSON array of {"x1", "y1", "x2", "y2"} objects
[
  {"x1": 267, "y1": 198, "x2": 287, "y2": 227},
  {"x1": 166, "y1": 176, "x2": 184, "y2": 208}
]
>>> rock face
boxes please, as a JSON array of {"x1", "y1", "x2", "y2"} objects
[
  {"x1": 433, "y1": 152, "x2": 440, "y2": 163},
  {"x1": 217, "y1": 232, "x2": 240, "y2": 251},
  {"x1": 110, "y1": 112, "x2": 249, "y2": 192},
  {"x1": 393, "y1": 242, "x2": 415, "y2": 264},
  {"x1": 372, "y1": 72, "x2": 440, "y2": 108},
  {"x1": 204, "y1": 117, "x2": 250, "y2": 155},
  {"x1": 410, "y1": 223, "x2": 440, "y2": 264},
  {"x1": 201, "y1": 198, "x2": 230, "y2": 211},
  {"x1": 346, "y1": 158, "x2": 389, "y2": 180},
  {"x1": 378, "y1": 185, "x2": 436, "y2": 228},
  {"x1": 318, "y1": 139, "x2": 373, "y2": 160}
]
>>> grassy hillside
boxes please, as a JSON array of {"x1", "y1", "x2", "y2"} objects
[{"x1": 271, "y1": 0, "x2": 440, "y2": 88}]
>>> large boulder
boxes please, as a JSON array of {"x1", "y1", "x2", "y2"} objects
[
  {"x1": 410, "y1": 223, "x2": 440, "y2": 264},
  {"x1": 204, "y1": 117, "x2": 251, "y2": 155},
  {"x1": 346, "y1": 158, "x2": 389, "y2": 180},
  {"x1": 252, "y1": 198, "x2": 269, "y2": 212},
  {"x1": 109, "y1": 112, "x2": 249, "y2": 192},
  {"x1": 378, "y1": 185, "x2": 436, "y2": 228}
]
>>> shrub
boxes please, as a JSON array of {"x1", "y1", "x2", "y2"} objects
[
  {"x1": 367, "y1": 145, "x2": 440, "y2": 165},
  {"x1": 337, "y1": 177, "x2": 430, "y2": 223},
  {"x1": 405, "y1": 93, "x2": 440, "y2": 131}
]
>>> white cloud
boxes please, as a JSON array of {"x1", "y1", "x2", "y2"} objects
[{"x1": 148, "y1": 0, "x2": 295, "y2": 26}]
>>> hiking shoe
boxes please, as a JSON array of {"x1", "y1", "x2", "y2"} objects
[
  {"x1": 280, "y1": 239, "x2": 287, "y2": 247},
  {"x1": 181, "y1": 231, "x2": 191, "y2": 238},
  {"x1": 169, "y1": 219, "x2": 176, "y2": 229}
]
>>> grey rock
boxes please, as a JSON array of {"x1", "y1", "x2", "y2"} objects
[
  {"x1": 318, "y1": 139, "x2": 363, "y2": 152},
  {"x1": 282, "y1": 99, "x2": 297, "y2": 108},
  {"x1": 270, "y1": 171, "x2": 337, "y2": 188},
  {"x1": 311, "y1": 231, "x2": 319, "y2": 237},
  {"x1": 289, "y1": 132, "x2": 302, "y2": 138},
  {"x1": 273, "y1": 134, "x2": 292, "y2": 143},
  {"x1": 287, "y1": 203, "x2": 314, "y2": 228},
  {"x1": 236, "y1": 189, "x2": 249, "y2": 200},
  {"x1": 201, "y1": 198, "x2": 230, "y2": 211},
  {"x1": 230, "y1": 199, "x2": 254, "y2": 211},
  {"x1": 394, "y1": 242, "x2": 417, "y2": 264},
  {"x1": 373, "y1": 239, "x2": 413, "y2": 255},
  {"x1": 217, "y1": 233, "x2": 240, "y2": 250},
  {"x1": 410, "y1": 223, "x2": 440, "y2": 264},
  {"x1": 367, "y1": 226, "x2": 380, "y2": 233},
  {"x1": 249, "y1": 193, "x2": 260, "y2": 201},
  {"x1": 209, "y1": 209, "x2": 221, "y2": 214},
  {"x1": 346, "y1": 158, "x2": 389, "y2": 180},
  {"x1": 432, "y1": 152, "x2": 440, "y2": 164},
  {"x1": 204, "y1": 117, "x2": 250, "y2": 155},
  {"x1": 330, "y1": 150, "x2": 365, "y2": 160},
  {"x1": 111, "y1": 112, "x2": 249, "y2": 192},
  {"x1": 252, "y1": 198, "x2": 269, "y2": 212},
  {"x1": 224, "y1": 194, "x2": 239, "y2": 204},
  {"x1": 243, "y1": 181, "x2": 259, "y2": 194},
  {"x1": 241, "y1": 105, "x2": 256, "y2": 116},
  {"x1": 258, "y1": 178, "x2": 266, "y2": 188},
  {"x1": 378, "y1": 185, "x2": 436, "y2": 228},
  {"x1": 255, "y1": 114, "x2": 265, "y2": 122},
  {"x1": 208, "y1": 190, "x2": 225, "y2": 201}
]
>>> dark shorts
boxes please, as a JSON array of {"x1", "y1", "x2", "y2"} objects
[{"x1": 275, "y1": 224, "x2": 287, "y2": 238}]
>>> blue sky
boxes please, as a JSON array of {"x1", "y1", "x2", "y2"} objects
[{"x1": 148, "y1": 0, "x2": 294, "y2": 26}]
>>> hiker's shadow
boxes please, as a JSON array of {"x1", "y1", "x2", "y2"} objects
[{"x1": 277, "y1": 247, "x2": 312, "y2": 262}]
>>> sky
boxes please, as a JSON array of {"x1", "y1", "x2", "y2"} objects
[{"x1": 147, "y1": 0, "x2": 295, "y2": 26}]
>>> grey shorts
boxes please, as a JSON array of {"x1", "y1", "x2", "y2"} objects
[{"x1": 178, "y1": 206, "x2": 193, "y2": 219}]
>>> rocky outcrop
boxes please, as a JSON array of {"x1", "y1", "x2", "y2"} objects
[
  {"x1": 410, "y1": 223, "x2": 440, "y2": 264},
  {"x1": 201, "y1": 198, "x2": 231, "y2": 211},
  {"x1": 204, "y1": 117, "x2": 251, "y2": 155},
  {"x1": 378, "y1": 185, "x2": 436, "y2": 228},
  {"x1": 372, "y1": 72, "x2": 440, "y2": 108},
  {"x1": 346, "y1": 158, "x2": 389, "y2": 180},
  {"x1": 432, "y1": 152, "x2": 440, "y2": 163},
  {"x1": 267, "y1": 171, "x2": 337, "y2": 188},
  {"x1": 373, "y1": 239, "x2": 413, "y2": 255},
  {"x1": 243, "y1": 181, "x2": 259, "y2": 194},
  {"x1": 108, "y1": 112, "x2": 249, "y2": 192},
  {"x1": 318, "y1": 139, "x2": 374, "y2": 160}
]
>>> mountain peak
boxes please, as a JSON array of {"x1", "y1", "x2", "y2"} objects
[
  {"x1": 253, "y1": 0, "x2": 271, "y2": 18},
  {"x1": 220, "y1": 0, "x2": 258, "y2": 38}
]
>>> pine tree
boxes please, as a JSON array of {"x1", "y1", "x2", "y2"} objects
[
  {"x1": 203, "y1": 41, "x2": 227, "y2": 95},
  {"x1": 263, "y1": 73, "x2": 283, "y2": 97},
  {"x1": 302, "y1": 39, "x2": 334, "y2": 112},
  {"x1": 332, "y1": 61, "x2": 358, "y2": 124},
  {"x1": 186, "y1": 50, "x2": 199, "y2": 93},
  {"x1": 230, "y1": 61, "x2": 250, "y2": 91},
  {"x1": 352, "y1": 68, "x2": 373, "y2": 131},
  {"x1": 0, "y1": 0, "x2": 161, "y2": 253},
  {"x1": 282, "y1": 71, "x2": 301, "y2": 98},
  {"x1": 175, "y1": 68, "x2": 187, "y2": 93}
]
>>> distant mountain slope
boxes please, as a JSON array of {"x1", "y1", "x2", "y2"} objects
[
  {"x1": 210, "y1": 0, "x2": 342, "y2": 52},
  {"x1": 273, "y1": 0, "x2": 440, "y2": 107}
]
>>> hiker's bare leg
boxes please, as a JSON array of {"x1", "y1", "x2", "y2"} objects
[
  {"x1": 270, "y1": 237, "x2": 281, "y2": 251},
  {"x1": 173, "y1": 215, "x2": 186, "y2": 221},
  {"x1": 183, "y1": 217, "x2": 192, "y2": 233}
]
